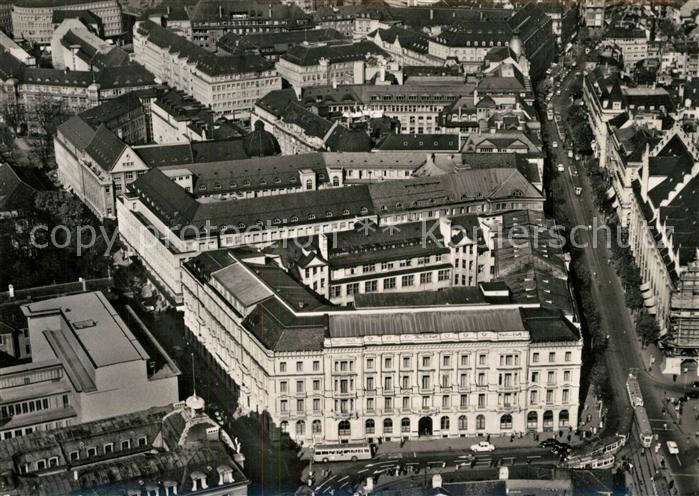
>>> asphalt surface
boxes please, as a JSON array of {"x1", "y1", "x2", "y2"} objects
[
  {"x1": 310, "y1": 447, "x2": 558, "y2": 495},
  {"x1": 545, "y1": 50, "x2": 699, "y2": 495}
]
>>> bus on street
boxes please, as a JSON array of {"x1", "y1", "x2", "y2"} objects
[{"x1": 313, "y1": 442, "x2": 373, "y2": 463}]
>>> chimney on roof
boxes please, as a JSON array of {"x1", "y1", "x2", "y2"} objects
[{"x1": 7, "y1": 284, "x2": 13, "y2": 299}]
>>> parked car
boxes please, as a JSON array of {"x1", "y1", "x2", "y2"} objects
[
  {"x1": 557, "y1": 163, "x2": 565, "y2": 172},
  {"x1": 471, "y1": 441, "x2": 496, "y2": 452}
]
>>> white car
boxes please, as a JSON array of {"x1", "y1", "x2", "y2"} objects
[
  {"x1": 557, "y1": 164, "x2": 565, "y2": 172},
  {"x1": 552, "y1": 142, "x2": 559, "y2": 149},
  {"x1": 666, "y1": 441, "x2": 679, "y2": 455},
  {"x1": 471, "y1": 441, "x2": 496, "y2": 452}
]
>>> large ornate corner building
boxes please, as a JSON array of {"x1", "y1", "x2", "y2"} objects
[{"x1": 181, "y1": 248, "x2": 581, "y2": 444}]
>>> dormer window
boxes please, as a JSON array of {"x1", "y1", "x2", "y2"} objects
[
  {"x1": 290, "y1": 215, "x2": 299, "y2": 222},
  {"x1": 325, "y1": 211, "x2": 333, "y2": 217},
  {"x1": 121, "y1": 440, "x2": 130, "y2": 450},
  {"x1": 87, "y1": 447, "x2": 97, "y2": 457},
  {"x1": 272, "y1": 218, "x2": 281, "y2": 225},
  {"x1": 308, "y1": 213, "x2": 316, "y2": 220},
  {"x1": 342, "y1": 209, "x2": 350, "y2": 215},
  {"x1": 138, "y1": 436, "x2": 148, "y2": 447},
  {"x1": 243, "y1": 180, "x2": 251, "y2": 186},
  {"x1": 360, "y1": 207, "x2": 368, "y2": 215},
  {"x1": 237, "y1": 222, "x2": 246, "y2": 229}
]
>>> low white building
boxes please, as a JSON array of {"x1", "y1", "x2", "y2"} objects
[{"x1": 0, "y1": 292, "x2": 179, "y2": 440}]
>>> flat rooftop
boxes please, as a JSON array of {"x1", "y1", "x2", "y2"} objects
[{"x1": 23, "y1": 292, "x2": 148, "y2": 367}]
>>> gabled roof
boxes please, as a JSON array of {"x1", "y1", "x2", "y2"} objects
[
  {"x1": 84, "y1": 124, "x2": 126, "y2": 172},
  {"x1": 0, "y1": 163, "x2": 52, "y2": 213},
  {"x1": 57, "y1": 115, "x2": 97, "y2": 151},
  {"x1": 281, "y1": 41, "x2": 385, "y2": 67}
]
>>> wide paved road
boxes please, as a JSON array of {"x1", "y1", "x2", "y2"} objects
[
  {"x1": 546, "y1": 53, "x2": 699, "y2": 496},
  {"x1": 311, "y1": 446, "x2": 558, "y2": 495}
]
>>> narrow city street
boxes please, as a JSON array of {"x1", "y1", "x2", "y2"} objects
[{"x1": 545, "y1": 52, "x2": 699, "y2": 495}]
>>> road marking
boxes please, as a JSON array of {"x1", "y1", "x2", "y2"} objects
[
  {"x1": 337, "y1": 475, "x2": 348, "y2": 483},
  {"x1": 527, "y1": 455, "x2": 542, "y2": 459},
  {"x1": 357, "y1": 469, "x2": 367, "y2": 474}
]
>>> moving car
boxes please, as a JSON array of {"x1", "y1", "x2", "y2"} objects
[
  {"x1": 666, "y1": 441, "x2": 679, "y2": 455},
  {"x1": 557, "y1": 163, "x2": 565, "y2": 172},
  {"x1": 471, "y1": 441, "x2": 496, "y2": 452},
  {"x1": 552, "y1": 141, "x2": 558, "y2": 149}
]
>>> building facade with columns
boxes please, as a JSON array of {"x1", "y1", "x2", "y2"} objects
[{"x1": 181, "y1": 249, "x2": 582, "y2": 444}]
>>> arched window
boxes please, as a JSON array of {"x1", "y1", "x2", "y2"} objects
[
  {"x1": 559, "y1": 410, "x2": 570, "y2": 427},
  {"x1": 365, "y1": 419, "x2": 375, "y2": 434},
  {"x1": 500, "y1": 414, "x2": 512, "y2": 430},
  {"x1": 401, "y1": 417, "x2": 410, "y2": 433},
  {"x1": 440, "y1": 416, "x2": 450, "y2": 430},
  {"x1": 338, "y1": 420, "x2": 351, "y2": 436},
  {"x1": 306, "y1": 179, "x2": 313, "y2": 190},
  {"x1": 476, "y1": 415, "x2": 486, "y2": 430},
  {"x1": 312, "y1": 420, "x2": 322, "y2": 434},
  {"x1": 332, "y1": 176, "x2": 340, "y2": 187},
  {"x1": 383, "y1": 418, "x2": 393, "y2": 434},
  {"x1": 281, "y1": 421, "x2": 288, "y2": 433},
  {"x1": 527, "y1": 411, "x2": 538, "y2": 430},
  {"x1": 458, "y1": 415, "x2": 467, "y2": 431},
  {"x1": 543, "y1": 411, "x2": 554, "y2": 432},
  {"x1": 296, "y1": 420, "x2": 305, "y2": 436}
]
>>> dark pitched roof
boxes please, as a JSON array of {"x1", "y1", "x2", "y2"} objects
[
  {"x1": 134, "y1": 140, "x2": 249, "y2": 167},
  {"x1": 257, "y1": 89, "x2": 334, "y2": 139},
  {"x1": 218, "y1": 28, "x2": 346, "y2": 55},
  {"x1": 281, "y1": 41, "x2": 386, "y2": 67},
  {"x1": 368, "y1": 26, "x2": 430, "y2": 54},
  {"x1": 520, "y1": 307, "x2": 581, "y2": 343},
  {"x1": 379, "y1": 134, "x2": 459, "y2": 151},
  {"x1": 0, "y1": 163, "x2": 52, "y2": 213},
  {"x1": 243, "y1": 297, "x2": 326, "y2": 351},
  {"x1": 79, "y1": 92, "x2": 144, "y2": 127},
  {"x1": 57, "y1": 115, "x2": 97, "y2": 151},
  {"x1": 83, "y1": 124, "x2": 126, "y2": 171},
  {"x1": 136, "y1": 20, "x2": 272, "y2": 77},
  {"x1": 324, "y1": 125, "x2": 372, "y2": 152},
  {"x1": 0, "y1": 51, "x2": 26, "y2": 80}
]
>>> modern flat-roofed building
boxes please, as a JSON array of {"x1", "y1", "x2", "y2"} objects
[
  {"x1": 180, "y1": 248, "x2": 581, "y2": 444},
  {"x1": 0, "y1": 291, "x2": 179, "y2": 440},
  {"x1": 12, "y1": 0, "x2": 122, "y2": 44}
]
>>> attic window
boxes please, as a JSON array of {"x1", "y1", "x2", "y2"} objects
[
  {"x1": 326, "y1": 211, "x2": 333, "y2": 217},
  {"x1": 360, "y1": 207, "x2": 369, "y2": 215},
  {"x1": 214, "y1": 183, "x2": 221, "y2": 190},
  {"x1": 230, "y1": 182, "x2": 237, "y2": 188},
  {"x1": 237, "y1": 222, "x2": 246, "y2": 229},
  {"x1": 256, "y1": 220, "x2": 264, "y2": 226},
  {"x1": 290, "y1": 215, "x2": 299, "y2": 222},
  {"x1": 273, "y1": 218, "x2": 281, "y2": 225},
  {"x1": 308, "y1": 213, "x2": 316, "y2": 220},
  {"x1": 342, "y1": 209, "x2": 350, "y2": 215},
  {"x1": 243, "y1": 180, "x2": 251, "y2": 186},
  {"x1": 396, "y1": 202, "x2": 403, "y2": 209},
  {"x1": 199, "y1": 185, "x2": 207, "y2": 190},
  {"x1": 274, "y1": 177, "x2": 282, "y2": 183},
  {"x1": 260, "y1": 179, "x2": 267, "y2": 185}
]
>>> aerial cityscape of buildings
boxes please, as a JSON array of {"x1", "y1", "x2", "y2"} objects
[{"x1": 0, "y1": 0, "x2": 698, "y2": 494}]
